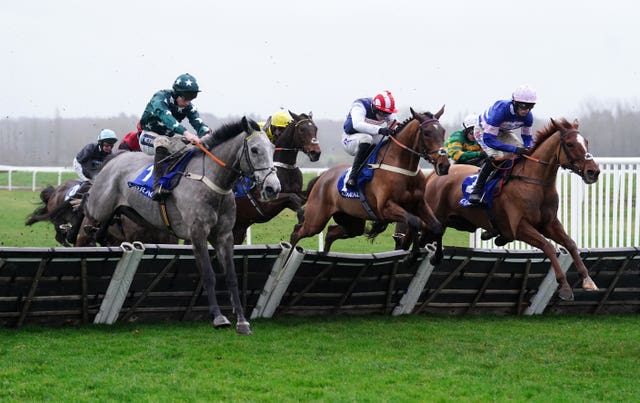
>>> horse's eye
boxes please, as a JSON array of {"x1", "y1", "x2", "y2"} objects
[
  {"x1": 250, "y1": 147, "x2": 259, "y2": 154},
  {"x1": 566, "y1": 142, "x2": 575, "y2": 148}
]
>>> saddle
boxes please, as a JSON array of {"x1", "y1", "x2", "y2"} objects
[
  {"x1": 336, "y1": 141, "x2": 385, "y2": 199},
  {"x1": 459, "y1": 159, "x2": 515, "y2": 209},
  {"x1": 127, "y1": 150, "x2": 195, "y2": 199}
]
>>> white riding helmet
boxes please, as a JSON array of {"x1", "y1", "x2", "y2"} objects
[
  {"x1": 462, "y1": 114, "x2": 478, "y2": 130},
  {"x1": 97, "y1": 129, "x2": 117, "y2": 144},
  {"x1": 512, "y1": 85, "x2": 537, "y2": 104}
]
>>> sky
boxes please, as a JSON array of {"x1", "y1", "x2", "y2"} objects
[{"x1": 2, "y1": 0, "x2": 639, "y2": 126}]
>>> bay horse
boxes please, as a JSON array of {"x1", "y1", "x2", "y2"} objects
[
  {"x1": 26, "y1": 180, "x2": 88, "y2": 246},
  {"x1": 420, "y1": 118, "x2": 600, "y2": 301},
  {"x1": 26, "y1": 178, "x2": 178, "y2": 247},
  {"x1": 290, "y1": 107, "x2": 449, "y2": 253},
  {"x1": 81, "y1": 117, "x2": 280, "y2": 334},
  {"x1": 232, "y1": 111, "x2": 321, "y2": 244}
]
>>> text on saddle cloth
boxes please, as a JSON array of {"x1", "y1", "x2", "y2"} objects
[{"x1": 127, "y1": 150, "x2": 195, "y2": 199}]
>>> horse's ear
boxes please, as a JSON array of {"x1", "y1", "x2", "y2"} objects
[
  {"x1": 241, "y1": 116, "x2": 249, "y2": 130},
  {"x1": 434, "y1": 105, "x2": 445, "y2": 119},
  {"x1": 550, "y1": 118, "x2": 558, "y2": 130},
  {"x1": 572, "y1": 118, "x2": 579, "y2": 128},
  {"x1": 409, "y1": 107, "x2": 417, "y2": 118},
  {"x1": 308, "y1": 111, "x2": 313, "y2": 119},
  {"x1": 288, "y1": 110, "x2": 299, "y2": 121}
]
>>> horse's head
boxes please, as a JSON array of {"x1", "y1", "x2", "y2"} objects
[
  {"x1": 411, "y1": 106, "x2": 449, "y2": 176},
  {"x1": 240, "y1": 117, "x2": 281, "y2": 200},
  {"x1": 551, "y1": 118, "x2": 600, "y2": 184},
  {"x1": 285, "y1": 111, "x2": 321, "y2": 162}
]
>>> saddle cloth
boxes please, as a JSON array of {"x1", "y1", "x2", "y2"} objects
[
  {"x1": 336, "y1": 140, "x2": 386, "y2": 198},
  {"x1": 127, "y1": 151, "x2": 194, "y2": 199}
]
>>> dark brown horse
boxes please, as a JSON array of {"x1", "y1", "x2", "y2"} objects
[
  {"x1": 26, "y1": 179, "x2": 177, "y2": 246},
  {"x1": 233, "y1": 111, "x2": 321, "y2": 244},
  {"x1": 418, "y1": 118, "x2": 600, "y2": 301},
  {"x1": 26, "y1": 180, "x2": 89, "y2": 246},
  {"x1": 290, "y1": 107, "x2": 449, "y2": 253}
]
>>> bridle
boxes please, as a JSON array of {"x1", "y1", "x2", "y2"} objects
[
  {"x1": 273, "y1": 118, "x2": 319, "y2": 154},
  {"x1": 387, "y1": 118, "x2": 447, "y2": 165},
  {"x1": 521, "y1": 128, "x2": 593, "y2": 176}
]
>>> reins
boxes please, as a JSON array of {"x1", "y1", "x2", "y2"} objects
[
  {"x1": 510, "y1": 128, "x2": 590, "y2": 186},
  {"x1": 380, "y1": 118, "x2": 446, "y2": 169}
]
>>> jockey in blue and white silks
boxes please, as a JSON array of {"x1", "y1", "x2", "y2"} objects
[
  {"x1": 341, "y1": 90, "x2": 398, "y2": 190},
  {"x1": 467, "y1": 84, "x2": 537, "y2": 204}
]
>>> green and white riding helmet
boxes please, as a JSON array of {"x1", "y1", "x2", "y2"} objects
[{"x1": 173, "y1": 73, "x2": 201, "y2": 100}]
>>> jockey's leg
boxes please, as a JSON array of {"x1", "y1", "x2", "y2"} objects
[
  {"x1": 346, "y1": 143, "x2": 373, "y2": 190},
  {"x1": 151, "y1": 145, "x2": 172, "y2": 201},
  {"x1": 468, "y1": 157, "x2": 495, "y2": 204}
]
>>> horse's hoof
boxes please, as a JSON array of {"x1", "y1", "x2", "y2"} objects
[
  {"x1": 494, "y1": 236, "x2": 509, "y2": 247},
  {"x1": 558, "y1": 287, "x2": 574, "y2": 301},
  {"x1": 212, "y1": 315, "x2": 232, "y2": 329},
  {"x1": 582, "y1": 276, "x2": 599, "y2": 291},
  {"x1": 236, "y1": 321, "x2": 253, "y2": 335}
]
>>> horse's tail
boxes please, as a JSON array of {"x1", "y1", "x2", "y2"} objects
[
  {"x1": 25, "y1": 185, "x2": 56, "y2": 225},
  {"x1": 366, "y1": 221, "x2": 389, "y2": 242}
]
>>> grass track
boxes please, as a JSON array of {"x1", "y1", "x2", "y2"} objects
[{"x1": 0, "y1": 315, "x2": 638, "y2": 401}]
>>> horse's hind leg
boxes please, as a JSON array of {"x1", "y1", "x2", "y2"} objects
[{"x1": 324, "y1": 215, "x2": 365, "y2": 252}]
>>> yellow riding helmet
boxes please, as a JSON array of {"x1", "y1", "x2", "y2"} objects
[{"x1": 270, "y1": 110, "x2": 292, "y2": 128}]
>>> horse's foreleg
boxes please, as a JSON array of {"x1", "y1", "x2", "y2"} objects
[
  {"x1": 542, "y1": 218, "x2": 598, "y2": 291},
  {"x1": 191, "y1": 233, "x2": 231, "y2": 330},
  {"x1": 516, "y1": 223, "x2": 574, "y2": 301},
  {"x1": 209, "y1": 230, "x2": 251, "y2": 335}
]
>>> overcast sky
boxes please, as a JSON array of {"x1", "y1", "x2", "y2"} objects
[{"x1": 3, "y1": 0, "x2": 638, "y2": 126}]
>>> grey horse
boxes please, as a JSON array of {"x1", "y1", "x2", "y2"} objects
[{"x1": 81, "y1": 117, "x2": 280, "y2": 334}]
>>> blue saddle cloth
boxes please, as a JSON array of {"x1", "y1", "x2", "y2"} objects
[
  {"x1": 234, "y1": 177, "x2": 254, "y2": 198},
  {"x1": 127, "y1": 151, "x2": 194, "y2": 199},
  {"x1": 336, "y1": 140, "x2": 385, "y2": 198},
  {"x1": 459, "y1": 175, "x2": 501, "y2": 209},
  {"x1": 64, "y1": 182, "x2": 85, "y2": 201}
]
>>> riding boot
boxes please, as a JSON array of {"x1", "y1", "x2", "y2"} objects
[
  {"x1": 151, "y1": 146, "x2": 172, "y2": 201},
  {"x1": 346, "y1": 143, "x2": 373, "y2": 190},
  {"x1": 467, "y1": 158, "x2": 495, "y2": 204}
]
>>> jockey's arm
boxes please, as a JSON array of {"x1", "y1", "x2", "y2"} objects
[
  {"x1": 521, "y1": 126, "x2": 533, "y2": 148},
  {"x1": 350, "y1": 103, "x2": 384, "y2": 135},
  {"x1": 482, "y1": 127, "x2": 520, "y2": 154}
]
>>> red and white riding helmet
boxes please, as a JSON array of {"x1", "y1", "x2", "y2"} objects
[
  {"x1": 512, "y1": 84, "x2": 537, "y2": 104},
  {"x1": 372, "y1": 90, "x2": 397, "y2": 114}
]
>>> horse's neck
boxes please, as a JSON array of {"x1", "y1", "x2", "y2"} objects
[
  {"x1": 201, "y1": 136, "x2": 244, "y2": 189},
  {"x1": 380, "y1": 121, "x2": 421, "y2": 170},
  {"x1": 273, "y1": 125, "x2": 298, "y2": 165},
  {"x1": 519, "y1": 134, "x2": 561, "y2": 183}
]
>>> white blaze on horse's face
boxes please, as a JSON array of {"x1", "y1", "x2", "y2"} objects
[
  {"x1": 243, "y1": 131, "x2": 281, "y2": 200},
  {"x1": 576, "y1": 134, "x2": 588, "y2": 154}
]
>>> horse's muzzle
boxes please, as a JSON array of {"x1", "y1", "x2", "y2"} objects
[
  {"x1": 306, "y1": 149, "x2": 321, "y2": 162},
  {"x1": 583, "y1": 168, "x2": 600, "y2": 184}
]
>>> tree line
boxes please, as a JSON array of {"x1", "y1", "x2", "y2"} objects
[{"x1": 1, "y1": 103, "x2": 638, "y2": 168}]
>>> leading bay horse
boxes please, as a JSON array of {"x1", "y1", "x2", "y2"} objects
[
  {"x1": 233, "y1": 111, "x2": 321, "y2": 244},
  {"x1": 290, "y1": 107, "x2": 449, "y2": 252},
  {"x1": 82, "y1": 117, "x2": 280, "y2": 334},
  {"x1": 420, "y1": 118, "x2": 600, "y2": 301}
]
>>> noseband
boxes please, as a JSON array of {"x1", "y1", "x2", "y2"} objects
[
  {"x1": 273, "y1": 118, "x2": 319, "y2": 153},
  {"x1": 242, "y1": 132, "x2": 277, "y2": 188}
]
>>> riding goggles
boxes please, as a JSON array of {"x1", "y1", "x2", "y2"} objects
[{"x1": 515, "y1": 102, "x2": 535, "y2": 110}]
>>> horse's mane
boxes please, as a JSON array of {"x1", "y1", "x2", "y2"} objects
[
  {"x1": 530, "y1": 118, "x2": 573, "y2": 153},
  {"x1": 201, "y1": 118, "x2": 259, "y2": 149},
  {"x1": 394, "y1": 111, "x2": 435, "y2": 133},
  {"x1": 102, "y1": 149, "x2": 128, "y2": 167}
]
